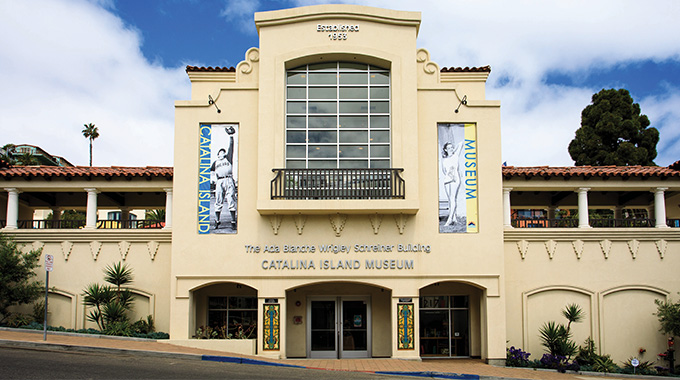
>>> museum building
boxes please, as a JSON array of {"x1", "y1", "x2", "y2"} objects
[{"x1": 2, "y1": 5, "x2": 679, "y2": 365}]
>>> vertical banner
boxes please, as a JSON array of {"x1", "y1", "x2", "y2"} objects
[
  {"x1": 263, "y1": 304, "x2": 280, "y2": 351},
  {"x1": 198, "y1": 124, "x2": 239, "y2": 234},
  {"x1": 397, "y1": 303, "x2": 414, "y2": 350},
  {"x1": 438, "y1": 123, "x2": 478, "y2": 233}
]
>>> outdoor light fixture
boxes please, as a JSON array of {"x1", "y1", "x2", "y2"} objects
[
  {"x1": 208, "y1": 95, "x2": 221, "y2": 113},
  {"x1": 454, "y1": 95, "x2": 468, "y2": 113}
]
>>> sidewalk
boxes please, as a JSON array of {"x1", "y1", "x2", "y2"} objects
[{"x1": 0, "y1": 328, "x2": 630, "y2": 380}]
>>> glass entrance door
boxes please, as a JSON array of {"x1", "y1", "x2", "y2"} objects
[
  {"x1": 308, "y1": 297, "x2": 370, "y2": 358},
  {"x1": 340, "y1": 299, "x2": 369, "y2": 358},
  {"x1": 310, "y1": 300, "x2": 336, "y2": 358},
  {"x1": 419, "y1": 295, "x2": 470, "y2": 357}
]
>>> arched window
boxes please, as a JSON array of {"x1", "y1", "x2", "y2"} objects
[{"x1": 286, "y1": 62, "x2": 390, "y2": 169}]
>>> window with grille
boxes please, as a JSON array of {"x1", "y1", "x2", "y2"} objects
[
  {"x1": 286, "y1": 62, "x2": 390, "y2": 169},
  {"x1": 208, "y1": 296, "x2": 257, "y2": 338}
]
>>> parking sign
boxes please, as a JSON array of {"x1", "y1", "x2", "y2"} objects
[{"x1": 45, "y1": 254, "x2": 53, "y2": 272}]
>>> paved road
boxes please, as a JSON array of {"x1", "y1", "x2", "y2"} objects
[{"x1": 0, "y1": 347, "x2": 406, "y2": 380}]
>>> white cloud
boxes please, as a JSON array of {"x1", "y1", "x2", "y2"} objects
[
  {"x1": 295, "y1": 0, "x2": 680, "y2": 166},
  {"x1": 0, "y1": 0, "x2": 188, "y2": 166},
  {"x1": 641, "y1": 86, "x2": 680, "y2": 166},
  {"x1": 1, "y1": 0, "x2": 678, "y2": 169},
  {"x1": 220, "y1": 0, "x2": 261, "y2": 35}
]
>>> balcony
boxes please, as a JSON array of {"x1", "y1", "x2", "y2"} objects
[
  {"x1": 271, "y1": 168, "x2": 405, "y2": 200},
  {"x1": 259, "y1": 168, "x2": 416, "y2": 215},
  {"x1": 510, "y1": 218, "x2": 680, "y2": 228},
  {"x1": 2, "y1": 219, "x2": 165, "y2": 229}
]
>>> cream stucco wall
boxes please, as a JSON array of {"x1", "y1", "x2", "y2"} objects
[
  {"x1": 504, "y1": 228, "x2": 679, "y2": 364},
  {"x1": 7, "y1": 230, "x2": 172, "y2": 332}
]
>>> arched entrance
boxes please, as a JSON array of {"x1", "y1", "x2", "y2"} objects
[
  {"x1": 419, "y1": 281, "x2": 483, "y2": 358},
  {"x1": 191, "y1": 282, "x2": 257, "y2": 340},
  {"x1": 285, "y1": 281, "x2": 392, "y2": 359}
]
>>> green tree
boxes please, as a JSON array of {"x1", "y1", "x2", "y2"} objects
[
  {"x1": 0, "y1": 233, "x2": 43, "y2": 324},
  {"x1": 1, "y1": 144, "x2": 16, "y2": 165},
  {"x1": 46, "y1": 209, "x2": 86, "y2": 221},
  {"x1": 16, "y1": 152, "x2": 38, "y2": 166},
  {"x1": 81, "y1": 123, "x2": 99, "y2": 166},
  {"x1": 655, "y1": 296, "x2": 680, "y2": 338},
  {"x1": 568, "y1": 88, "x2": 659, "y2": 166}
]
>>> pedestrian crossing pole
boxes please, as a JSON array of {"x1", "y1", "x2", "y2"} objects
[{"x1": 43, "y1": 254, "x2": 53, "y2": 341}]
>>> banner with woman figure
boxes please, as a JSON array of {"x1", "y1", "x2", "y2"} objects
[{"x1": 438, "y1": 123, "x2": 478, "y2": 233}]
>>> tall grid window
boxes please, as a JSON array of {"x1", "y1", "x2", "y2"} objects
[
  {"x1": 286, "y1": 62, "x2": 390, "y2": 169},
  {"x1": 208, "y1": 296, "x2": 257, "y2": 338}
]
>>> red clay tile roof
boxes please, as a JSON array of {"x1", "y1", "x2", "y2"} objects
[
  {"x1": 0, "y1": 166, "x2": 173, "y2": 179},
  {"x1": 440, "y1": 66, "x2": 491, "y2": 73},
  {"x1": 503, "y1": 165, "x2": 680, "y2": 179},
  {"x1": 186, "y1": 66, "x2": 236, "y2": 72}
]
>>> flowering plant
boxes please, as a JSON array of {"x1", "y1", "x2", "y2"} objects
[{"x1": 506, "y1": 346, "x2": 530, "y2": 367}]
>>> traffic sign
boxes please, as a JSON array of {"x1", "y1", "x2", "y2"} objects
[{"x1": 45, "y1": 254, "x2": 53, "y2": 272}]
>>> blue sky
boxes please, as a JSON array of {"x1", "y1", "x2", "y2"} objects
[{"x1": 1, "y1": 0, "x2": 679, "y2": 167}]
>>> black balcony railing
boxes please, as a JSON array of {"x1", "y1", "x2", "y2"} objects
[
  {"x1": 271, "y1": 168, "x2": 405, "y2": 200},
  {"x1": 512, "y1": 218, "x2": 578, "y2": 228},
  {"x1": 12, "y1": 219, "x2": 164, "y2": 229},
  {"x1": 511, "y1": 218, "x2": 659, "y2": 228}
]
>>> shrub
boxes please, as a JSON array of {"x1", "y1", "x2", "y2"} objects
[
  {"x1": 620, "y1": 357, "x2": 655, "y2": 375},
  {"x1": 506, "y1": 346, "x2": 531, "y2": 367},
  {"x1": 5, "y1": 313, "x2": 34, "y2": 328},
  {"x1": 591, "y1": 354, "x2": 617, "y2": 373},
  {"x1": 539, "y1": 353, "x2": 580, "y2": 373},
  {"x1": 104, "y1": 320, "x2": 133, "y2": 336},
  {"x1": 0, "y1": 233, "x2": 43, "y2": 324},
  {"x1": 131, "y1": 315, "x2": 155, "y2": 334},
  {"x1": 575, "y1": 337, "x2": 597, "y2": 366},
  {"x1": 14, "y1": 321, "x2": 168, "y2": 339}
]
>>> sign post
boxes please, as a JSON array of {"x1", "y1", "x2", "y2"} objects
[
  {"x1": 43, "y1": 254, "x2": 53, "y2": 341},
  {"x1": 631, "y1": 358, "x2": 639, "y2": 375}
]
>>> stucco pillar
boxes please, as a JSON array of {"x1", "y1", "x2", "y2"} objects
[
  {"x1": 163, "y1": 188, "x2": 173, "y2": 229},
  {"x1": 653, "y1": 187, "x2": 669, "y2": 228},
  {"x1": 120, "y1": 207, "x2": 130, "y2": 221},
  {"x1": 577, "y1": 188, "x2": 590, "y2": 228},
  {"x1": 614, "y1": 205, "x2": 623, "y2": 220},
  {"x1": 51, "y1": 206, "x2": 62, "y2": 221},
  {"x1": 4, "y1": 188, "x2": 21, "y2": 229},
  {"x1": 502, "y1": 188, "x2": 512, "y2": 228},
  {"x1": 483, "y1": 292, "x2": 506, "y2": 365},
  {"x1": 547, "y1": 206, "x2": 556, "y2": 220},
  {"x1": 84, "y1": 188, "x2": 99, "y2": 229}
]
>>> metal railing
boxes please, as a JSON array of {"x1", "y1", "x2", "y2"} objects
[
  {"x1": 511, "y1": 218, "x2": 659, "y2": 228},
  {"x1": 12, "y1": 219, "x2": 164, "y2": 229},
  {"x1": 271, "y1": 168, "x2": 405, "y2": 200}
]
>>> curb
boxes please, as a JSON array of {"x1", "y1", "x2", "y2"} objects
[
  {"x1": 376, "y1": 371, "x2": 480, "y2": 379},
  {"x1": 0, "y1": 339, "x2": 201, "y2": 361},
  {"x1": 0, "y1": 338, "x2": 493, "y2": 379},
  {"x1": 0, "y1": 326, "x2": 162, "y2": 342}
]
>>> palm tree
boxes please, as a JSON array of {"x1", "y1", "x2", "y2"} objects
[
  {"x1": 81, "y1": 123, "x2": 99, "y2": 166},
  {"x1": 83, "y1": 283, "x2": 113, "y2": 330},
  {"x1": 103, "y1": 262, "x2": 133, "y2": 301},
  {"x1": 145, "y1": 209, "x2": 166, "y2": 221}
]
